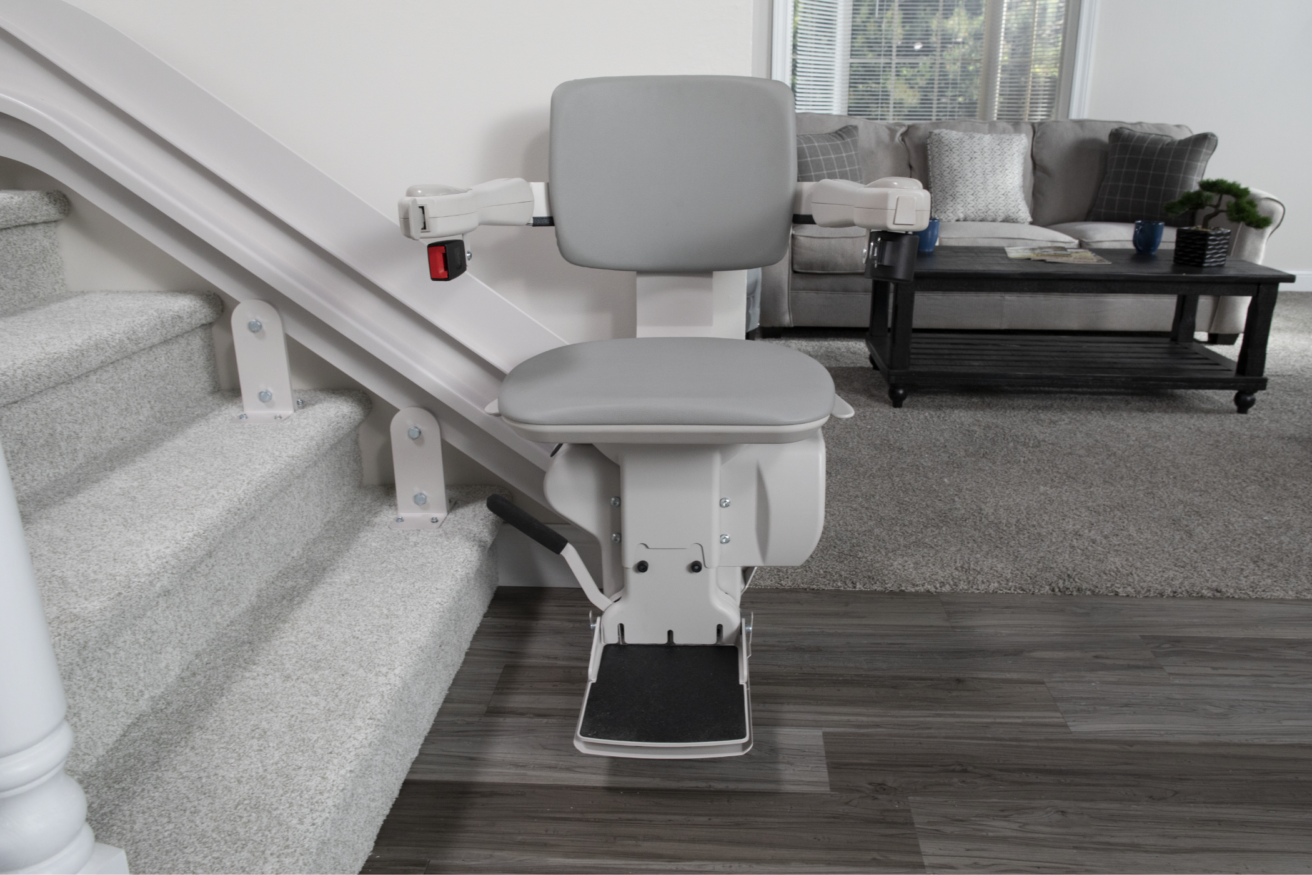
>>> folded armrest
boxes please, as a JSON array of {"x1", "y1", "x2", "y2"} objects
[
  {"x1": 809, "y1": 178, "x2": 931, "y2": 232},
  {"x1": 398, "y1": 178, "x2": 551, "y2": 240}
]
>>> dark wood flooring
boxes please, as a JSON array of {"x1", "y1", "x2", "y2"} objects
[{"x1": 364, "y1": 587, "x2": 1312, "y2": 873}]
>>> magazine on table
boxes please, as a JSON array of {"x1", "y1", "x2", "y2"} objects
[{"x1": 1005, "y1": 246, "x2": 1110, "y2": 265}]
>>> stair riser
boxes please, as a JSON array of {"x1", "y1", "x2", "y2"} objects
[
  {"x1": 57, "y1": 431, "x2": 364, "y2": 776},
  {"x1": 0, "y1": 221, "x2": 66, "y2": 318},
  {"x1": 2, "y1": 327, "x2": 220, "y2": 504}
]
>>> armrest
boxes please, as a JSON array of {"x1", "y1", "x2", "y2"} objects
[
  {"x1": 809, "y1": 178, "x2": 931, "y2": 232},
  {"x1": 398, "y1": 178, "x2": 552, "y2": 240}
]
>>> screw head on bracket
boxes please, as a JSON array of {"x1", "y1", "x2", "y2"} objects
[
  {"x1": 635, "y1": 560, "x2": 649, "y2": 573},
  {"x1": 430, "y1": 517, "x2": 440, "y2": 524},
  {"x1": 719, "y1": 497, "x2": 731, "y2": 508},
  {"x1": 296, "y1": 399, "x2": 304, "y2": 408},
  {"x1": 247, "y1": 319, "x2": 263, "y2": 333},
  {"x1": 414, "y1": 492, "x2": 428, "y2": 506},
  {"x1": 610, "y1": 496, "x2": 621, "y2": 507},
  {"x1": 611, "y1": 532, "x2": 621, "y2": 543},
  {"x1": 689, "y1": 561, "x2": 703, "y2": 573},
  {"x1": 466, "y1": 250, "x2": 473, "y2": 261},
  {"x1": 238, "y1": 413, "x2": 248, "y2": 420},
  {"x1": 720, "y1": 534, "x2": 731, "y2": 544},
  {"x1": 408, "y1": 426, "x2": 422, "y2": 440},
  {"x1": 258, "y1": 389, "x2": 273, "y2": 403},
  {"x1": 395, "y1": 517, "x2": 404, "y2": 524}
]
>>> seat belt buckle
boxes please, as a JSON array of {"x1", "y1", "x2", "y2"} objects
[{"x1": 427, "y1": 240, "x2": 468, "y2": 281}]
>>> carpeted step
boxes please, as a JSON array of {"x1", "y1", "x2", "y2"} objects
[
  {"x1": 0, "y1": 189, "x2": 72, "y2": 318},
  {"x1": 0, "y1": 290, "x2": 225, "y2": 503},
  {"x1": 79, "y1": 486, "x2": 503, "y2": 875},
  {"x1": 24, "y1": 390, "x2": 371, "y2": 776}
]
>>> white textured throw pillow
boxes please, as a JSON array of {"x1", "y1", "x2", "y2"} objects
[{"x1": 927, "y1": 129, "x2": 1032, "y2": 223}]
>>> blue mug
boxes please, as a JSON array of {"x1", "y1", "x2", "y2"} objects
[
  {"x1": 915, "y1": 217, "x2": 940, "y2": 253},
  {"x1": 1133, "y1": 220, "x2": 1165, "y2": 255}
]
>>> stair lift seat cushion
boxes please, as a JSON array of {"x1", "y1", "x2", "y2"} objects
[
  {"x1": 499, "y1": 337, "x2": 835, "y2": 444},
  {"x1": 549, "y1": 76, "x2": 796, "y2": 273}
]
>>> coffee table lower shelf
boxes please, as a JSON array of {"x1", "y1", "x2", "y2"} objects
[{"x1": 866, "y1": 332, "x2": 1267, "y2": 412}]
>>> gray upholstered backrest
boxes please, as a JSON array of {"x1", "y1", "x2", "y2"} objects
[{"x1": 550, "y1": 76, "x2": 796, "y2": 272}]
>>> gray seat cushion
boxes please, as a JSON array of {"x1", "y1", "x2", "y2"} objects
[{"x1": 500, "y1": 338, "x2": 834, "y2": 428}]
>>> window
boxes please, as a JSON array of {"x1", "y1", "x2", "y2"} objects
[{"x1": 778, "y1": 0, "x2": 1083, "y2": 122}]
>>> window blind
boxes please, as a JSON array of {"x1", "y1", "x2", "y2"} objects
[{"x1": 790, "y1": 0, "x2": 1069, "y2": 122}]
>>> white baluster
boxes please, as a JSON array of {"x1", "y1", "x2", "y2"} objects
[{"x1": 0, "y1": 442, "x2": 127, "y2": 875}]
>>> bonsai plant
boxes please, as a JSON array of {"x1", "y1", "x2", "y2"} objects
[{"x1": 1165, "y1": 179, "x2": 1273, "y2": 267}]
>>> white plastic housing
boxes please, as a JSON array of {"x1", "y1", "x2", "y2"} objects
[
  {"x1": 811, "y1": 177, "x2": 931, "y2": 232},
  {"x1": 398, "y1": 178, "x2": 535, "y2": 240}
]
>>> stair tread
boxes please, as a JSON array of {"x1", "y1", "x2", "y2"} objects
[
  {"x1": 0, "y1": 189, "x2": 70, "y2": 230},
  {"x1": 0, "y1": 290, "x2": 222, "y2": 405},
  {"x1": 85, "y1": 486, "x2": 503, "y2": 874},
  {"x1": 26, "y1": 390, "x2": 369, "y2": 640}
]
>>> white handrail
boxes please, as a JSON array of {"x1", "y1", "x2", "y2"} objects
[{"x1": 0, "y1": 0, "x2": 565, "y2": 504}]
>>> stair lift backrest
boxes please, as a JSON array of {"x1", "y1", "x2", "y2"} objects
[{"x1": 548, "y1": 76, "x2": 796, "y2": 273}]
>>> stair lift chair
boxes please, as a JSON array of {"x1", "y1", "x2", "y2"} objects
[{"x1": 399, "y1": 76, "x2": 927, "y2": 758}]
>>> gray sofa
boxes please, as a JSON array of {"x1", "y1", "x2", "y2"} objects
[{"x1": 762, "y1": 115, "x2": 1286, "y2": 337}]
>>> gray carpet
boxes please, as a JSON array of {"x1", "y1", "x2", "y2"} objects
[{"x1": 755, "y1": 293, "x2": 1312, "y2": 598}]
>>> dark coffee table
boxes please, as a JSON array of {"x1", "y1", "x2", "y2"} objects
[{"x1": 865, "y1": 247, "x2": 1295, "y2": 413}]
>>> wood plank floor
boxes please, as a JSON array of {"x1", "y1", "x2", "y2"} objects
[{"x1": 364, "y1": 588, "x2": 1312, "y2": 873}]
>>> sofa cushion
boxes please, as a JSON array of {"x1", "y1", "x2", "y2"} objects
[
  {"x1": 928, "y1": 130, "x2": 1031, "y2": 223},
  {"x1": 791, "y1": 222, "x2": 1078, "y2": 274},
  {"x1": 1048, "y1": 221, "x2": 1178, "y2": 250},
  {"x1": 1032, "y1": 120, "x2": 1193, "y2": 226},
  {"x1": 791, "y1": 225, "x2": 867, "y2": 274},
  {"x1": 1087, "y1": 127, "x2": 1218, "y2": 225},
  {"x1": 905, "y1": 121, "x2": 1035, "y2": 209},
  {"x1": 937, "y1": 222, "x2": 1077, "y2": 248},
  {"x1": 797, "y1": 125, "x2": 862, "y2": 181},
  {"x1": 798, "y1": 113, "x2": 911, "y2": 182}
]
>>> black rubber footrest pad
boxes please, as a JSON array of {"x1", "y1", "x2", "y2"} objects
[{"x1": 580, "y1": 644, "x2": 746, "y2": 744}]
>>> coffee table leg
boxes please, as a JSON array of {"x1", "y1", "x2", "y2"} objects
[
  {"x1": 888, "y1": 386, "x2": 907, "y2": 408},
  {"x1": 1170, "y1": 294, "x2": 1199, "y2": 343},
  {"x1": 1234, "y1": 283, "x2": 1279, "y2": 413}
]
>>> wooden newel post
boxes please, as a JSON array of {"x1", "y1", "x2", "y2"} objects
[{"x1": 0, "y1": 442, "x2": 126, "y2": 875}]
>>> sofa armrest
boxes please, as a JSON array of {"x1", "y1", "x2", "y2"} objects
[
  {"x1": 1215, "y1": 187, "x2": 1285, "y2": 266},
  {"x1": 759, "y1": 234, "x2": 794, "y2": 328}
]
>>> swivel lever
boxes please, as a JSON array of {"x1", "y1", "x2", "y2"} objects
[{"x1": 486, "y1": 495, "x2": 612, "y2": 611}]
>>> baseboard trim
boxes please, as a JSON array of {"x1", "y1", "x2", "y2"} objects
[
  {"x1": 1283, "y1": 271, "x2": 1312, "y2": 292},
  {"x1": 497, "y1": 523, "x2": 602, "y2": 589}
]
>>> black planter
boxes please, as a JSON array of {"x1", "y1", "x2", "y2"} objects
[{"x1": 1173, "y1": 226, "x2": 1232, "y2": 267}]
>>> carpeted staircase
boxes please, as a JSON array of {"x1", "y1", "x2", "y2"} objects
[{"x1": 0, "y1": 190, "x2": 503, "y2": 873}]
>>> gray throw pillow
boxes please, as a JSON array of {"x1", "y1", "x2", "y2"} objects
[
  {"x1": 797, "y1": 125, "x2": 862, "y2": 182},
  {"x1": 927, "y1": 129, "x2": 1032, "y2": 223},
  {"x1": 1088, "y1": 127, "x2": 1217, "y2": 225}
]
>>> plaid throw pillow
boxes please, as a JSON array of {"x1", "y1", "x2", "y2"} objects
[
  {"x1": 797, "y1": 125, "x2": 862, "y2": 182},
  {"x1": 1088, "y1": 127, "x2": 1217, "y2": 225}
]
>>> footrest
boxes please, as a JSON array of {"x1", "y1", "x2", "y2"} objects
[{"x1": 575, "y1": 641, "x2": 752, "y2": 759}]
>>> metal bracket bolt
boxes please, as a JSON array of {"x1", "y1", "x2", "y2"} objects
[
  {"x1": 610, "y1": 496, "x2": 621, "y2": 507},
  {"x1": 247, "y1": 319, "x2": 263, "y2": 333},
  {"x1": 408, "y1": 426, "x2": 422, "y2": 440},
  {"x1": 719, "y1": 497, "x2": 731, "y2": 507},
  {"x1": 414, "y1": 492, "x2": 428, "y2": 506},
  {"x1": 611, "y1": 532, "x2": 621, "y2": 543},
  {"x1": 720, "y1": 534, "x2": 731, "y2": 544},
  {"x1": 258, "y1": 389, "x2": 273, "y2": 403}
]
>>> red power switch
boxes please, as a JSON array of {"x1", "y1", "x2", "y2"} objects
[{"x1": 426, "y1": 241, "x2": 467, "y2": 282}]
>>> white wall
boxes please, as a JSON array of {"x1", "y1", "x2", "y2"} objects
[
  {"x1": 64, "y1": 0, "x2": 757, "y2": 342},
  {"x1": 1083, "y1": 0, "x2": 1310, "y2": 282}
]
